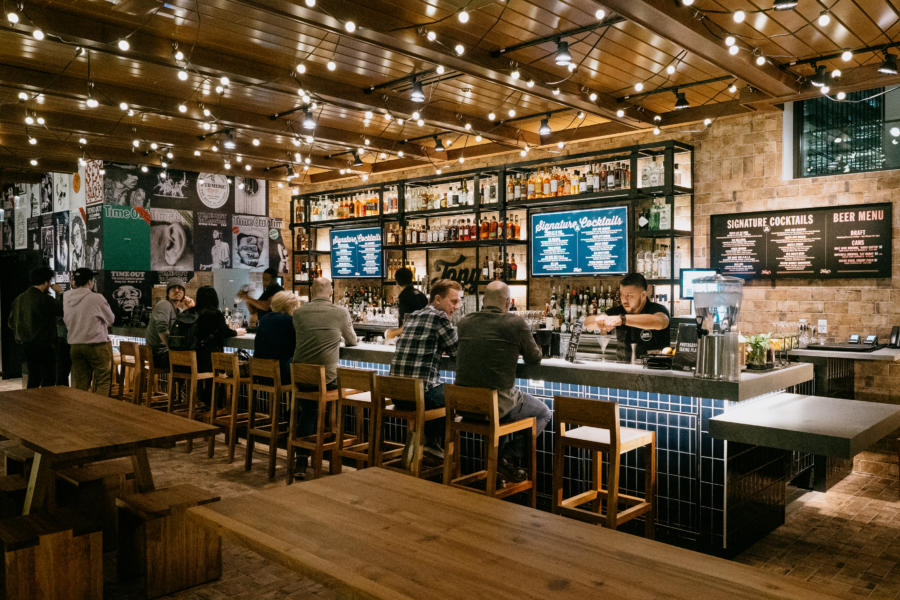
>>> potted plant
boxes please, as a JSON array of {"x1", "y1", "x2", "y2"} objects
[{"x1": 746, "y1": 333, "x2": 770, "y2": 369}]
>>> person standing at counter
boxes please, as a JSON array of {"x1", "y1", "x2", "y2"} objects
[
  {"x1": 292, "y1": 278, "x2": 358, "y2": 477},
  {"x1": 455, "y1": 281, "x2": 549, "y2": 483},
  {"x1": 145, "y1": 278, "x2": 194, "y2": 369},
  {"x1": 64, "y1": 268, "x2": 115, "y2": 395},
  {"x1": 587, "y1": 273, "x2": 669, "y2": 361},
  {"x1": 385, "y1": 266, "x2": 427, "y2": 340},
  {"x1": 390, "y1": 279, "x2": 462, "y2": 464},
  {"x1": 237, "y1": 267, "x2": 282, "y2": 321},
  {"x1": 8, "y1": 266, "x2": 58, "y2": 388}
]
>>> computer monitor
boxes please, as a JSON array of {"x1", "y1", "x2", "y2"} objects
[{"x1": 680, "y1": 268, "x2": 716, "y2": 300}]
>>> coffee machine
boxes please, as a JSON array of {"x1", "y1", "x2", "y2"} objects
[{"x1": 693, "y1": 275, "x2": 743, "y2": 381}]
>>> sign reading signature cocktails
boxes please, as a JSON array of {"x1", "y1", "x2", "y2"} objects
[{"x1": 530, "y1": 205, "x2": 629, "y2": 276}]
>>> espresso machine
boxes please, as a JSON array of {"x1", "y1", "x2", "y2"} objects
[{"x1": 693, "y1": 275, "x2": 743, "y2": 381}]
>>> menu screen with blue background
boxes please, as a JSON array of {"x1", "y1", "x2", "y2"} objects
[
  {"x1": 530, "y1": 206, "x2": 629, "y2": 276},
  {"x1": 330, "y1": 227, "x2": 382, "y2": 278}
]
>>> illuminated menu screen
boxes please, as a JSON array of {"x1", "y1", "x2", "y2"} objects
[
  {"x1": 329, "y1": 227, "x2": 382, "y2": 278},
  {"x1": 530, "y1": 206, "x2": 628, "y2": 277},
  {"x1": 710, "y1": 203, "x2": 891, "y2": 279}
]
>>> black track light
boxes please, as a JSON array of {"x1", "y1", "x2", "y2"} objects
[
  {"x1": 286, "y1": 164, "x2": 296, "y2": 179},
  {"x1": 772, "y1": 0, "x2": 798, "y2": 10},
  {"x1": 410, "y1": 80, "x2": 425, "y2": 103},
  {"x1": 302, "y1": 109, "x2": 316, "y2": 129},
  {"x1": 810, "y1": 64, "x2": 827, "y2": 87},
  {"x1": 351, "y1": 152, "x2": 363, "y2": 167},
  {"x1": 433, "y1": 136, "x2": 445, "y2": 152},
  {"x1": 674, "y1": 90, "x2": 689, "y2": 110},
  {"x1": 878, "y1": 51, "x2": 898, "y2": 75},
  {"x1": 555, "y1": 40, "x2": 572, "y2": 66},
  {"x1": 539, "y1": 116, "x2": 551, "y2": 136}
]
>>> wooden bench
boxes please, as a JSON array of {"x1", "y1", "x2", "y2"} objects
[
  {"x1": 0, "y1": 475, "x2": 28, "y2": 518},
  {"x1": 0, "y1": 509, "x2": 103, "y2": 599},
  {"x1": 0, "y1": 442, "x2": 34, "y2": 477},
  {"x1": 117, "y1": 484, "x2": 221, "y2": 598},
  {"x1": 56, "y1": 458, "x2": 136, "y2": 549}
]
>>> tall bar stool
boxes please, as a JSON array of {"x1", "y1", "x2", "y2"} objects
[
  {"x1": 552, "y1": 395, "x2": 656, "y2": 538},
  {"x1": 443, "y1": 384, "x2": 537, "y2": 507},
  {"x1": 287, "y1": 364, "x2": 343, "y2": 483},
  {"x1": 336, "y1": 367, "x2": 378, "y2": 470},
  {"x1": 112, "y1": 341, "x2": 139, "y2": 400},
  {"x1": 372, "y1": 375, "x2": 445, "y2": 479},
  {"x1": 168, "y1": 350, "x2": 213, "y2": 453},
  {"x1": 209, "y1": 352, "x2": 250, "y2": 461},
  {"x1": 245, "y1": 358, "x2": 290, "y2": 480},
  {"x1": 135, "y1": 345, "x2": 168, "y2": 409}
]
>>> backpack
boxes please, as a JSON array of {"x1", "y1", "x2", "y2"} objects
[{"x1": 168, "y1": 310, "x2": 199, "y2": 351}]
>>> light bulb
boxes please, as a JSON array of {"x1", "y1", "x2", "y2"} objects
[
  {"x1": 616, "y1": 109, "x2": 625, "y2": 117},
  {"x1": 119, "y1": 101, "x2": 128, "y2": 110},
  {"x1": 411, "y1": 111, "x2": 420, "y2": 120},
  {"x1": 344, "y1": 20, "x2": 356, "y2": 33},
  {"x1": 140, "y1": 165, "x2": 149, "y2": 173},
  {"x1": 327, "y1": 60, "x2": 336, "y2": 71},
  {"x1": 174, "y1": 50, "x2": 184, "y2": 61},
  {"x1": 86, "y1": 97, "x2": 99, "y2": 108},
  {"x1": 733, "y1": 10, "x2": 745, "y2": 23},
  {"x1": 128, "y1": 109, "x2": 134, "y2": 116},
  {"x1": 178, "y1": 103, "x2": 188, "y2": 113},
  {"x1": 416, "y1": 118, "x2": 424, "y2": 126},
  {"x1": 666, "y1": 64, "x2": 676, "y2": 75},
  {"x1": 305, "y1": 135, "x2": 313, "y2": 143},
  {"x1": 384, "y1": 113, "x2": 392, "y2": 121},
  {"x1": 820, "y1": 85, "x2": 830, "y2": 94},
  {"x1": 526, "y1": 79, "x2": 534, "y2": 88},
  {"x1": 728, "y1": 84, "x2": 737, "y2": 93},
  {"x1": 756, "y1": 55, "x2": 766, "y2": 66},
  {"x1": 245, "y1": 164, "x2": 252, "y2": 171},
  {"x1": 150, "y1": 142, "x2": 158, "y2": 150},
  {"x1": 215, "y1": 85, "x2": 224, "y2": 94},
  {"x1": 219, "y1": 76, "x2": 229, "y2": 86},
  {"x1": 508, "y1": 108, "x2": 516, "y2": 118},
  {"x1": 426, "y1": 30, "x2": 436, "y2": 41},
  {"x1": 17, "y1": 91, "x2": 27, "y2": 101},
  {"x1": 454, "y1": 44, "x2": 465, "y2": 56},
  {"x1": 511, "y1": 69, "x2": 520, "y2": 80},
  {"x1": 728, "y1": 45, "x2": 739, "y2": 55},
  {"x1": 36, "y1": 116, "x2": 44, "y2": 125},
  {"x1": 634, "y1": 82, "x2": 644, "y2": 92},
  {"x1": 841, "y1": 50, "x2": 852, "y2": 62},
  {"x1": 436, "y1": 168, "x2": 442, "y2": 175},
  {"x1": 831, "y1": 68, "x2": 841, "y2": 78},
  {"x1": 211, "y1": 144, "x2": 218, "y2": 152},
  {"x1": 682, "y1": 0, "x2": 694, "y2": 4},
  {"x1": 305, "y1": 0, "x2": 315, "y2": 6},
  {"x1": 28, "y1": 137, "x2": 36, "y2": 145},
  {"x1": 32, "y1": 29, "x2": 44, "y2": 40},
  {"x1": 557, "y1": 141, "x2": 565, "y2": 149},
  {"x1": 817, "y1": 12, "x2": 830, "y2": 26},
  {"x1": 458, "y1": 10, "x2": 469, "y2": 23},
  {"x1": 178, "y1": 69, "x2": 188, "y2": 81},
  {"x1": 202, "y1": 108, "x2": 211, "y2": 116},
  {"x1": 364, "y1": 138, "x2": 370, "y2": 145},
  {"x1": 252, "y1": 138, "x2": 260, "y2": 146},
  {"x1": 589, "y1": 92, "x2": 597, "y2": 101},
  {"x1": 166, "y1": 151, "x2": 174, "y2": 159},
  {"x1": 488, "y1": 112, "x2": 496, "y2": 121},
  {"x1": 7, "y1": 11, "x2": 19, "y2": 24},
  {"x1": 398, "y1": 150, "x2": 404, "y2": 157},
  {"x1": 725, "y1": 36, "x2": 735, "y2": 47},
  {"x1": 552, "y1": 87, "x2": 561, "y2": 95},
  {"x1": 30, "y1": 159, "x2": 38, "y2": 166},
  {"x1": 133, "y1": 139, "x2": 140, "y2": 147},
  {"x1": 193, "y1": 150, "x2": 201, "y2": 156},
  {"x1": 595, "y1": 9, "x2": 605, "y2": 19},
  {"x1": 296, "y1": 63, "x2": 306, "y2": 74},
  {"x1": 464, "y1": 123, "x2": 471, "y2": 130},
  {"x1": 891, "y1": 127, "x2": 900, "y2": 136},
  {"x1": 78, "y1": 137, "x2": 87, "y2": 145},
  {"x1": 379, "y1": 152, "x2": 386, "y2": 159},
  {"x1": 474, "y1": 135, "x2": 482, "y2": 142},
  {"x1": 117, "y1": 39, "x2": 130, "y2": 51},
  {"x1": 458, "y1": 156, "x2": 465, "y2": 164},
  {"x1": 704, "y1": 118, "x2": 712, "y2": 126},
  {"x1": 653, "y1": 127, "x2": 660, "y2": 135},
  {"x1": 836, "y1": 91, "x2": 846, "y2": 100}
]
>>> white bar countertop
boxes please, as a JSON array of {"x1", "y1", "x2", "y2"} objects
[
  {"x1": 789, "y1": 347, "x2": 900, "y2": 361},
  {"x1": 709, "y1": 392, "x2": 900, "y2": 457}
]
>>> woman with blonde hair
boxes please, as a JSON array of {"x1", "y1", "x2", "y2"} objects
[{"x1": 253, "y1": 290, "x2": 298, "y2": 384}]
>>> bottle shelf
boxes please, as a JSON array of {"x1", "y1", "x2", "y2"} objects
[
  {"x1": 382, "y1": 239, "x2": 526, "y2": 250},
  {"x1": 309, "y1": 216, "x2": 381, "y2": 228},
  {"x1": 506, "y1": 188, "x2": 633, "y2": 209},
  {"x1": 404, "y1": 205, "x2": 487, "y2": 219},
  {"x1": 634, "y1": 229, "x2": 692, "y2": 238}
]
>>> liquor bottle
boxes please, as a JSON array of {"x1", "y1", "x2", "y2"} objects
[
  {"x1": 480, "y1": 218, "x2": 489, "y2": 240},
  {"x1": 489, "y1": 180, "x2": 497, "y2": 203},
  {"x1": 480, "y1": 182, "x2": 485, "y2": 205},
  {"x1": 658, "y1": 198, "x2": 672, "y2": 230},
  {"x1": 649, "y1": 198, "x2": 661, "y2": 231},
  {"x1": 510, "y1": 254, "x2": 518, "y2": 279},
  {"x1": 549, "y1": 168, "x2": 559, "y2": 196},
  {"x1": 514, "y1": 175, "x2": 523, "y2": 200},
  {"x1": 513, "y1": 215, "x2": 521, "y2": 240},
  {"x1": 506, "y1": 177, "x2": 514, "y2": 203},
  {"x1": 607, "y1": 163, "x2": 616, "y2": 190},
  {"x1": 489, "y1": 216, "x2": 498, "y2": 240},
  {"x1": 509, "y1": 298, "x2": 517, "y2": 311},
  {"x1": 487, "y1": 255, "x2": 495, "y2": 280},
  {"x1": 527, "y1": 172, "x2": 536, "y2": 199},
  {"x1": 542, "y1": 170, "x2": 551, "y2": 197},
  {"x1": 482, "y1": 256, "x2": 489, "y2": 281}
]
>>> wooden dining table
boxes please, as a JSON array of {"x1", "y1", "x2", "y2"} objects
[
  {"x1": 0, "y1": 386, "x2": 217, "y2": 514},
  {"x1": 187, "y1": 467, "x2": 839, "y2": 599}
]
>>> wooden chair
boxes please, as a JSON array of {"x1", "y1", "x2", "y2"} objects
[
  {"x1": 245, "y1": 358, "x2": 290, "y2": 480},
  {"x1": 286, "y1": 364, "x2": 344, "y2": 483},
  {"x1": 135, "y1": 345, "x2": 168, "y2": 409},
  {"x1": 443, "y1": 384, "x2": 537, "y2": 507},
  {"x1": 372, "y1": 375, "x2": 445, "y2": 479},
  {"x1": 552, "y1": 395, "x2": 656, "y2": 538},
  {"x1": 336, "y1": 367, "x2": 378, "y2": 470},
  {"x1": 111, "y1": 341, "x2": 139, "y2": 401},
  {"x1": 209, "y1": 352, "x2": 250, "y2": 461},
  {"x1": 168, "y1": 350, "x2": 214, "y2": 453}
]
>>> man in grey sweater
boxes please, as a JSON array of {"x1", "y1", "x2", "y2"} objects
[
  {"x1": 291, "y1": 277, "x2": 358, "y2": 475},
  {"x1": 64, "y1": 268, "x2": 115, "y2": 395},
  {"x1": 455, "y1": 281, "x2": 550, "y2": 482}
]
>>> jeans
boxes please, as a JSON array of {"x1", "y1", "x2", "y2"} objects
[
  {"x1": 22, "y1": 341, "x2": 56, "y2": 388},
  {"x1": 293, "y1": 381, "x2": 338, "y2": 456},
  {"x1": 499, "y1": 390, "x2": 551, "y2": 463},
  {"x1": 70, "y1": 342, "x2": 113, "y2": 396}
]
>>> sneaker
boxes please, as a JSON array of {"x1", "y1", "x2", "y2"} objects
[
  {"x1": 497, "y1": 456, "x2": 527, "y2": 483},
  {"x1": 423, "y1": 444, "x2": 444, "y2": 461}
]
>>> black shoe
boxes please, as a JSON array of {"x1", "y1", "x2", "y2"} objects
[{"x1": 497, "y1": 456, "x2": 527, "y2": 483}]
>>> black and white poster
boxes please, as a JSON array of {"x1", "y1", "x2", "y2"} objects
[
  {"x1": 85, "y1": 204, "x2": 103, "y2": 271},
  {"x1": 196, "y1": 173, "x2": 232, "y2": 213},
  {"x1": 103, "y1": 162, "x2": 150, "y2": 207},
  {"x1": 148, "y1": 168, "x2": 197, "y2": 209},
  {"x1": 27, "y1": 216, "x2": 40, "y2": 252},
  {"x1": 40, "y1": 173, "x2": 53, "y2": 214},
  {"x1": 231, "y1": 214, "x2": 269, "y2": 270},
  {"x1": 234, "y1": 177, "x2": 266, "y2": 215},
  {"x1": 0, "y1": 184, "x2": 15, "y2": 251},
  {"x1": 268, "y1": 218, "x2": 288, "y2": 274},
  {"x1": 53, "y1": 211, "x2": 69, "y2": 274},
  {"x1": 15, "y1": 192, "x2": 27, "y2": 250},
  {"x1": 195, "y1": 211, "x2": 231, "y2": 270},
  {"x1": 150, "y1": 208, "x2": 194, "y2": 271},
  {"x1": 40, "y1": 213, "x2": 54, "y2": 269},
  {"x1": 53, "y1": 172, "x2": 69, "y2": 213},
  {"x1": 28, "y1": 183, "x2": 40, "y2": 217},
  {"x1": 70, "y1": 207, "x2": 87, "y2": 269},
  {"x1": 84, "y1": 160, "x2": 104, "y2": 205},
  {"x1": 104, "y1": 271, "x2": 152, "y2": 326}
]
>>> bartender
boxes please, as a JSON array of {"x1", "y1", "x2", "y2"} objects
[{"x1": 586, "y1": 273, "x2": 669, "y2": 361}]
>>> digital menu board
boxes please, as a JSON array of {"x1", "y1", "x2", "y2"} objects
[
  {"x1": 530, "y1": 206, "x2": 628, "y2": 277},
  {"x1": 330, "y1": 226, "x2": 382, "y2": 278},
  {"x1": 710, "y1": 203, "x2": 891, "y2": 280}
]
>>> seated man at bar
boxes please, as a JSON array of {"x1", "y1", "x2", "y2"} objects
[
  {"x1": 385, "y1": 266, "x2": 427, "y2": 340},
  {"x1": 390, "y1": 279, "x2": 461, "y2": 464},
  {"x1": 145, "y1": 278, "x2": 194, "y2": 369},
  {"x1": 455, "y1": 281, "x2": 550, "y2": 483},
  {"x1": 292, "y1": 277, "x2": 358, "y2": 477},
  {"x1": 237, "y1": 267, "x2": 283, "y2": 322},
  {"x1": 587, "y1": 272, "x2": 669, "y2": 362}
]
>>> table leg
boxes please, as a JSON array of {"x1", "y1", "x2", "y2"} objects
[
  {"x1": 131, "y1": 448, "x2": 155, "y2": 492},
  {"x1": 23, "y1": 452, "x2": 53, "y2": 515}
]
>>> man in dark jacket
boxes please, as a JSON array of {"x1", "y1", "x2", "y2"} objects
[
  {"x1": 8, "y1": 266, "x2": 58, "y2": 387},
  {"x1": 455, "y1": 280, "x2": 550, "y2": 482}
]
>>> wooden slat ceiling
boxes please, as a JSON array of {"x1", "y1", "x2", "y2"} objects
[{"x1": 0, "y1": 0, "x2": 898, "y2": 184}]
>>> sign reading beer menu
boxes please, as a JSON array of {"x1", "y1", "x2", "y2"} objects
[
  {"x1": 330, "y1": 226, "x2": 382, "y2": 278},
  {"x1": 530, "y1": 206, "x2": 628, "y2": 276},
  {"x1": 710, "y1": 203, "x2": 891, "y2": 280}
]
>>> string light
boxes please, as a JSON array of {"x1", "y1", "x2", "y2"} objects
[
  {"x1": 836, "y1": 91, "x2": 846, "y2": 100},
  {"x1": 30, "y1": 159, "x2": 38, "y2": 166},
  {"x1": 32, "y1": 29, "x2": 44, "y2": 40},
  {"x1": 28, "y1": 137, "x2": 36, "y2": 145},
  {"x1": 140, "y1": 165, "x2": 149, "y2": 173},
  {"x1": 666, "y1": 64, "x2": 676, "y2": 75},
  {"x1": 454, "y1": 44, "x2": 465, "y2": 56},
  {"x1": 344, "y1": 21, "x2": 356, "y2": 33},
  {"x1": 510, "y1": 69, "x2": 520, "y2": 80},
  {"x1": 327, "y1": 60, "x2": 337, "y2": 71},
  {"x1": 426, "y1": 30, "x2": 437, "y2": 42},
  {"x1": 86, "y1": 97, "x2": 99, "y2": 108},
  {"x1": 178, "y1": 69, "x2": 189, "y2": 81},
  {"x1": 174, "y1": 49, "x2": 185, "y2": 61},
  {"x1": 117, "y1": 39, "x2": 130, "y2": 51},
  {"x1": 552, "y1": 87, "x2": 561, "y2": 95},
  {"x1": 119, "y1": 101, "x2": 128, "y2": 110},
  {"x1": 616, "y1": 109, "x2": 625, "y2": 117},
  {"x1": 653, "y1": 127, "x2": 661, "y2": 135},
  {"x1": 704, "y1": 118, "x2": 712, "y2": 126},
  {"x1": 7, "y1": 11, "x2": 19, "y2": 24},
  {"x1": 595, "y1": 9, "x2": 605, "y2": 19},
  {"x1": 817, "y1": 12, "x2": 831, "y2": 27},
  {"x1": 724, "y1": 36, "x2": 735, "y2": 47},
  {"x1": 220, "y1": 76, "x2": 230, "y2": 86},
  {"x1": 178, "y1": 103, "x2": 188, "y2": 113},
  {"x1": 487, "y1": 112, "x2": 496, "y2": 121},
  {"x1": 464, "y1": 123, "x2": 471, "y2": 130},
  {"x1": 411, "y1": 111, "x2": 420, "y2": 120},
  {"x1": 78, "y1": 137, "x2": 87, "y2": 145},
  {"x1": 252, "y1": 138, "x2": 260, "y2": 146},
  {"x1": 132, "y1": 139, "x2": 140, "y2": 147},
  {"x1": 150, "y1": 142, "x2": 158, "y2": 150},
  {"x1": 526, "y1": 79, "x2": 534, "y2": 88},
  {"x1": 733, "y1": 10, "x2": 745, "y2": 23},
  {"x1": 474, "y1": 135, "x2": 482, "y2": 142},
  {"x1": 634, "y1": 82, "x2": 644, "y2": 92},
  {"x1": 831, "y1": 68, "x2": 841, "y2": 78},
  {"x1": 507, "y1": 108, "x2": 516, "y2": 118},
  {"x1": 557, "y1": 141, "x2": 565, "y2": 149},
  {"x1": 841, "y1": 50, "x2": 853, "y2": 62},
  {"x1": 17, "y1": 91, "x2": 27, "y2": 101},
  {"x1": 193, "y1": 150, "x2": 201, "y2": 156},
  {"x1": 457, "y1": 10, "x2": 469, "y2": 23},
  {"x1": 36, "y1": 116, "x2": 44, "y2": 125},
  {"x1": 728, "y1": 84, "x2": 738, "y2": 93},
  {"x1": 588, "y1": 92, "x2": 598, "y2": 101},
  {"x1": 756, "y1": 55, "x2": 766, "y2": 66},
  {"x1": 728, "y1": 45, "x2": 739, "y2": 55},
  {"x1": 245, "y1": 164, "x2": 252, "y2": 171},
  {"x1": 296, "y1": 63, "x2": 307, "y2": 74}
]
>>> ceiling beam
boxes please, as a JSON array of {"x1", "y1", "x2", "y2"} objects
[
  {"x1": 599, "y1": 0, "x2": 799, "y2": 98},
  {"x1": 15, "y1": 2, "x2": 533, "y2": 147}
]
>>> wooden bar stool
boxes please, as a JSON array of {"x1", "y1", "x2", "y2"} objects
[
  {"x1": 209, "y1": 352, "x2": 250, "y2": 461},
  {"x1": 135, "y1": 345, "x2": 168, "y2": 409},
  {"x1": 443, "y1": 384, "x2": 537, "y2": 507},
  {"x1": 111, "y1": 341, "x2": 139, "y2": 401},
  {"x1": 287, "y1": 364, "x2": 343, "y2": 482},
  {"x1": 336, "y1": 367, "x2": 378, "y2": 470},
  {"x1": 552, "y1": 395, "x2": 656, "y2": 538},
  {"x1": 168, "y1": 350, "x2": 214, "y2": 453},
  {"x1": 373, "y1": 375, "x2": 445, "y2": 479},
  {"x1": 245, "y1": 358, "x2": 290, "y2": 480}
]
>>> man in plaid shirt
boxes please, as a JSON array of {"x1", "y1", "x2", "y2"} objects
[{"x1": 390, "y1": 279, "x2": 462, "y2": 462}]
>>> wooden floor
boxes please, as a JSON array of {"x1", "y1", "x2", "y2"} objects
[{"x1": 2, "y1": 378, "x2": 899, "y2": 598}]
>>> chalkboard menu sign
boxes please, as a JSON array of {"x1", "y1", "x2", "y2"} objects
[
  {"x1": 530, "y1": 206, "x2": 628, "y2": 277},
  {"x1": 710, "y1": 203, "x2": 891, "y2": 280},
  {"x1": 330, "y1": 227, "x2": 382, "y2": 278}
]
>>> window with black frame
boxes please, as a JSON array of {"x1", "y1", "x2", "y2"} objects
[{"x1": 796, "y1": 87, "x2": 900, "y2": 177}]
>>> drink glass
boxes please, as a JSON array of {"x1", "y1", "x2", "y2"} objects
[{"x1": 598, "y1": 333, "x2": 612, "y2": 361}]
